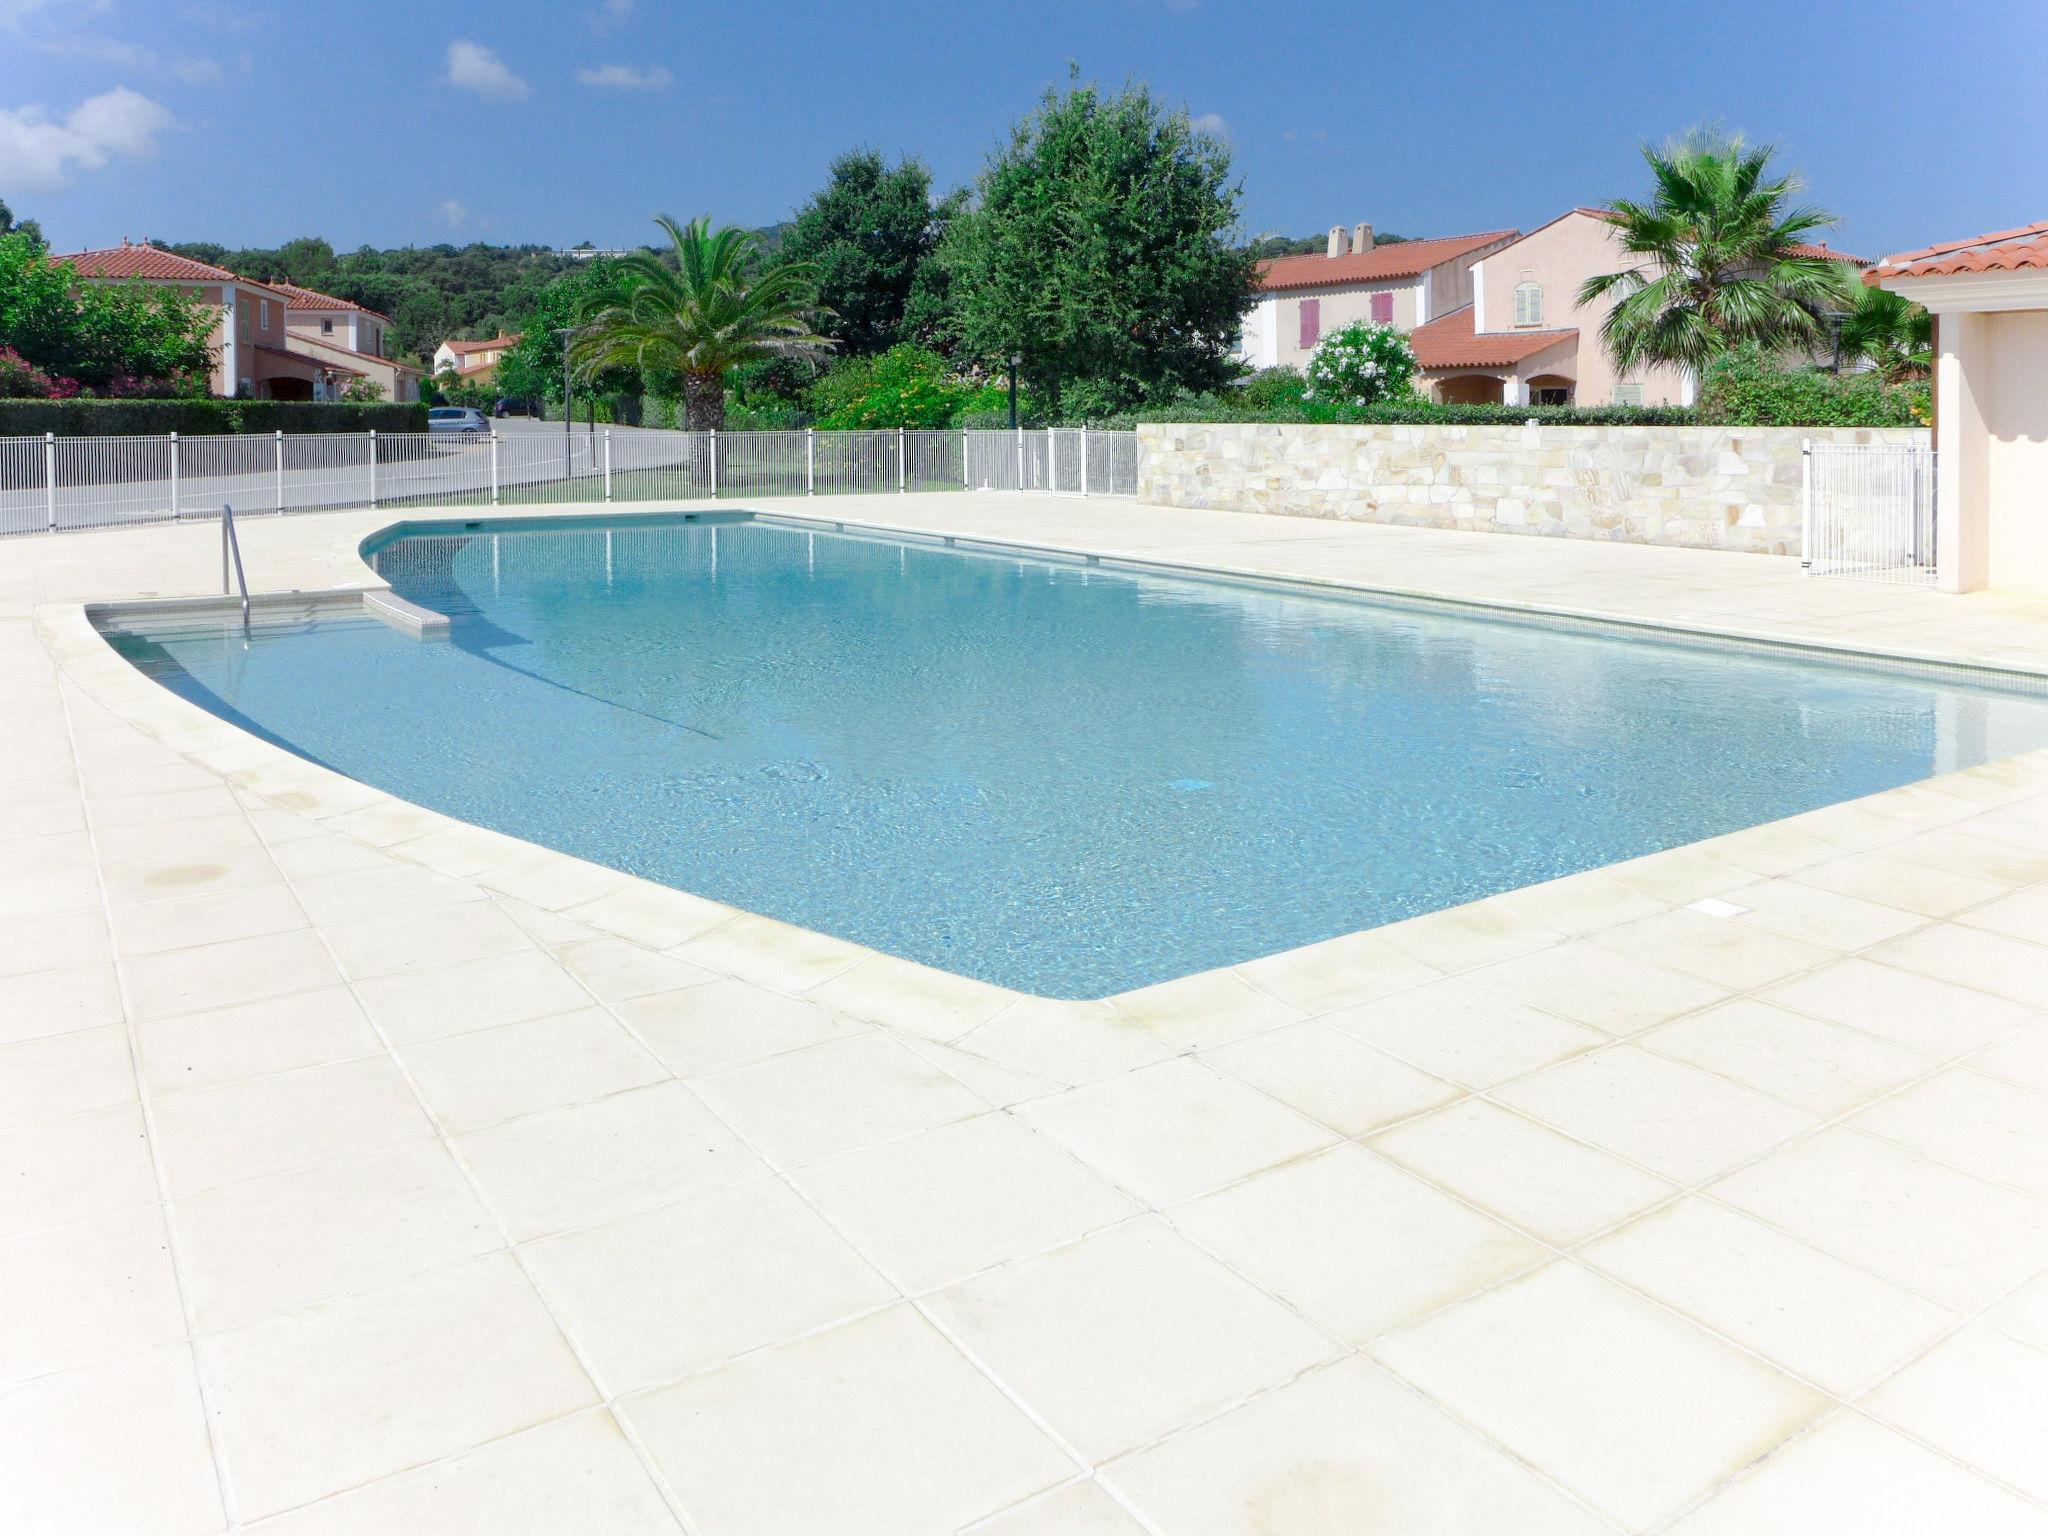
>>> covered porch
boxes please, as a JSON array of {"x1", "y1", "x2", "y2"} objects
[
  {"x1": 250, "y1": 345, "x2": 360, "y2": 402},
  {"x1": 1410, "y1": 305, "x2": 1578, "y2": 407}
]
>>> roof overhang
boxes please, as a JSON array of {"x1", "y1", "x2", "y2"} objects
[{"x1": 1873, "y1": 268, "x2": 2048, "y2": 313}]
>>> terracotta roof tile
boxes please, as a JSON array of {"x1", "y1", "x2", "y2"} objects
[
  {"x1": 439, "y1": 334, "x2": 520, "y2": 354},
  {"x1": 1410, "y1": 305, "x2": 1575, "y2": 370},
  {"x1": 1257, "y1": 230, "x2": 1518, "y2": 293},
  {"x1": 270, "y1": 280, "x2": 390, "y2": 321},
  {"x1": 1869, "y1": 220, "x2": 2048, "y2": 281},
  {"x1": 55, "y1": 243, "x2": 287, "y2": 298}
]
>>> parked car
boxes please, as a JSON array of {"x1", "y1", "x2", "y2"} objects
[{"x1": 428, "y1": 406, "x2": 488, "y2": 435}]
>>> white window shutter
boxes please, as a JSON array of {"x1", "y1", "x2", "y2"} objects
[{"x1": 1514, "y1": 283, "x2": 1542, "y2": 327}]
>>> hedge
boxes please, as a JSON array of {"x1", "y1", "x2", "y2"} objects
[
  {"x1": 0, "y1": 399, "x2": 429, "y2": 438},
  {"x1": 1104, "y1": 400, "x2": 1700, "y2": 429}
]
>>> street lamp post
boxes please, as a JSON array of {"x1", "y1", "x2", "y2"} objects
[{"x1": 554, "y1": 327, "x2": 574, "y2": 448}]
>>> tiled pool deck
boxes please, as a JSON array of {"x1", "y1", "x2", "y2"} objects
[{"x1": 5, "y1": 494, "x2": 2048, "y2": 1535}]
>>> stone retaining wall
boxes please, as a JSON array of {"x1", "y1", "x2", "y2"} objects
[{"x1": 1136, "y1": 422, "x2": 1929, "y2": 555}]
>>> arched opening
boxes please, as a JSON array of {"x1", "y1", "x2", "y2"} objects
[
  {"x1": 1526, "y1": 373, "x2": 1574, "y2": 407},
  {"x1": 1435, "y1": 374, "x2": 1505, "y2": 405},
  {"x1": 265, "y1": 377, "x2": 314, "y2": 402}
]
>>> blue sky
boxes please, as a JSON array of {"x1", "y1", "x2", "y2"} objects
[{"x1": 4, "y1": 0, "x2": 2043, "y2": 261}]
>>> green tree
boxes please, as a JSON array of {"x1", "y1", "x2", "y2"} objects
[
  {"x1": 0, "y1": 234, "x2": 212, "y2": 392},
  {"x1": 938, "y1": 75, "x2": 1258, "y2": 418},
  {"x1": 494, "y1": 260, "x2": 629, "y2": 411},
  {"x1": 779, "y1": 151, "x2": 961, "y2": 357},
  {"x1": 1836, "y1": 281, "x2": 1932, "y2": 383},
  {"x1": 0, "y1": 198, "x2": 43, "y2": 249},
  {"x1": 808, "y1": 344, "x2": 970, "y2": 427},
  {"x1": 569, "y1": 216, "x2": 831, "y2": 429},
  {"x1": 1579, "y1": 132, "x2": 1854, "y2": 376}
]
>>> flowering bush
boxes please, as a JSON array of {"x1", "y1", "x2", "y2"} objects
[
  {"x1": 0, "y1": 345, "x2": 78, "y2": 398},
  {"x1": 1305, "y1": 322, "x2": 1418, "y2": 408}
]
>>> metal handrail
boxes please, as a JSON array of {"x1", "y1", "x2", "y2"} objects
[{"x1": 220, "y1": 502, "x2": 251, "y2": 627}]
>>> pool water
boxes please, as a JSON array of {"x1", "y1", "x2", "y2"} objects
[{"x1": 109, "y1": 515, "x2": 2048, "y2": 997}]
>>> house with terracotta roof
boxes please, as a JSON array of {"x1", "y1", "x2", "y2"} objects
[
  {"x1": 274, "y1": 283, "x2": 423, "y2": 403},
  {"x1": 431, "y1": 335, "x2": 521, "y2": 386},
  {"x1": 58, "y1": 241, "x2": 362, "y2": 401},
  {"x1": 1869, "y1": 219, "x2": 2048, "y2": 592},
  {"x1": 1238, "y1": 225, "x2": 1519, "y2": 373}
]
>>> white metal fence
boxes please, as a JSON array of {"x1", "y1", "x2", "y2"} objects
[
  {"x1": 0, "y1": 425, "x2": 1140, "y2": 536},
  {"x1": 1801, "y1": 440, "x2": 1937, "y2": 584}
]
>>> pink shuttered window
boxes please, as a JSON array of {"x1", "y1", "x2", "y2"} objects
[
  {"x1": 1298, "y1": 298, "x2": 1320, "y2": 349},
  {"x1": 1370, "y1": 291, "x2": 1394, "y2": 325}
]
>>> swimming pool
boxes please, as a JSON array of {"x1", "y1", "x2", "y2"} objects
[{"x1": 107, "y1": 513, "x2": 2048, "y2": 997}]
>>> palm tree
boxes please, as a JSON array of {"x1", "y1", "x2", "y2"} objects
[
  {"x1": 1836, "y1": 281, "x2": 1932, "y2": 383},
  {"x1": 1578, "y1": 134, "x2": 1854, "y2": 376},
  {"x1": 569, "y1": 215, "x2": 832, "y2": 429}
]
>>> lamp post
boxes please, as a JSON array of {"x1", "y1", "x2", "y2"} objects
[
  {"x1": 554, "y1": 327, "x2": 575, "y2": 446},
  {"x1": 1007, "y1": 353, "x2": 1021, "y2": 431}
]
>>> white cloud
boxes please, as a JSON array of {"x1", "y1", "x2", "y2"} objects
[
  {"x1": 446, "y1": 39, "x2": 529, "y2": 102},
  {"x1": 0, "y1": 86, "x2": 175, "y2": 192},
  {"x1": 576, "y1": 62, "x2": 670, "y2": 90},
  {"x1": 592, "y1": 0, "x2": 633, "y2": 29},
  {"x1": 438, "y1": 198, "x2": 468, "y2": 228},
  {"x1": 45, "y1": 35, "x2": 224, "y2": 84},
  {"x1": 1190, "y1": 111, "x2": 1228, "y2": 137}
]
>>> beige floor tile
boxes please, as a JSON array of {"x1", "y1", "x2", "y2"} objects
[
  {"x1": 1230, "y1": 931, "x2": 1443, "y2": 1015},
  {"x1": 0, "y1": 907, "x2": 111, "y2": 979},
  {"x1": 669, "y1": 911, "x2": 870, "y2": 995},
  {"x1": 1592, "y1": 907, "x2": 1834, "y2": 991},
  {"x1": 691, "y1": 1033, "x2": 987, "y2": 1167},
  {"x1": 902, "y1": 1035, "x2": 1067, "y2": 1108},
  {"x1": 0, "y1": 1345, "x2": 223, "y2": 1536},
  {"x1": 0, "y1": 1102, "x2": 156, "y2": 1239},
  {"x1": 0, "y1": 862, "x2": 101, "y2": 921},
  {"x1": 1866, "y1": 1323, "x2": 2048, "y2": 1504},
  {"x1": 1712, "y1": 1127, "x2": 2048, "y2": 1308},
  {"x1": 121, "y1": 927, "x2": 341, "y2": 1022},
  {"x1": 795, "y1": 1112, "x2": 1135, "y2": 1294},
  {"x1": 1376, "y1": 901, "x2": 1562, "y2": 972},
  {"x1": 1321, "y1": 977, "x2": 1605, "y2": 1089},
  {"x1": 785, "y1": 955, "x2": 1007, "y2": 1044},
  {"x1": 1370, "y1": 1098, "x2": 1676, "y2": 1245},
  {"x1": 1200, "y1": 1020, "x2": 1461, "y2": 1136},
  {"x1": 552, "y1": 936, "x2": 720, "y2": 1003},
  {"x1": 0, "y1": 963, "x2": 124, "y2": 1046},
  {"x1": 1465, "y1": 939, "x2": 1728, "y2": 1036},
  {"x1": 561, "y1": 882, "x2": 732, "y2": 951},
  {"x1": 1107, "y1": 968, "x2": 1306, "y2": 1050},
  {"x1": 248, "y1": 1410, "x2": 681, "y2": 1536},
  {"x1": 622, "y1": 1304, "x2": 1070, "y2": 1536},
  {"x1": 135, "y1": 986, "x2": 379, "y2": 1097},
  {"x1": 1867, "y1": 924, "x2": 2048, "y2": 1010},
  {"x1": 969, "y1": 1480, "x2": 1147, "y2": 1535},
  {"x1": 89, "y1": 784, "x2": 239, "y2": 830},
  {"x1": 324, "y1": 899, "x2": 532, "y2": 980},
  {"x1": 952, "y1": 997, "x2": 1173, "y2": 1088},
  {"x1": 98, "y1": 842, "x2": 282, "y2": 906},
  {"x1": 265, "y1": 830, "x2": 393, "y2": 881},
  {"x1": 151, "y1": 1056, "x2": 433, "y2": 1198},
  {"x1": 401, "y1": 1007, "x2": 666, "y2": 1133},
  {"x1": 1016, "y1": 1058, "x2": 1334, "y2": 1207},
  {"x1": 1724, "y1": 880, "x2": 1926, "y2": 951},
  {"x1": 1176, "y1": 1145, "x2": 1544, "y2": 1342},
  {"x1": 285, "y1": 861, "x2": 487, "y2": 927},
  {"x1": 0, "y1": 1025, "x2": 134, "y2": 1128},
  {"x1": 173, "y1": 1140, "x2": 499, "y2": 1332},
  {"x1": 1491, "y1": 867, "x2": 1670, "y2": 937},
  {"x1": 1853, "y1": 1067, "x2": 2048, "y2": 1199},
  {"x1": 1974, "y1": 1021, "x2": 2048, "y2": 1093},
  {"x1": 92, "y1": 809, "x2": 259, "y2": 867},
  {"x1": 1791, "y1": 850, "x2": 2011, "y2": 919},
  {"x1": 456, "y1": 1081, "x2": 766, "y2": 1241},
  {"x1": 1375, "y1": 1261, "x2": 1824, "y2": 1531},
  {"x1": 1104, "y1": 1356, "x2": 1612, "y2": 1536},
  {"x1": 201, "y1": 1253, "x2": 596, "y2": 1521},
  {"x1": 927, "y1": 1218, "x2": 1334, "y2": 1460},
  {"x1": 1497, "y1": 1045, "x2": 1816, "y2": 1184},
  {"x1": 0, "y1": 1204, "x2": 185, "y2": 1389},
  {"x1": 350, "y1": 948, "x2": 596, "y2": 1046},
  {"x1": 1958, "y1": 886, "x2": 2048, "y2": 946},
  {"x1": 526, "y1": 1176, "x2": 895, "y2": 1394},
  {"x1": 1585, "y1": 1197, "x2": 1954, "y2": 1393},
  {"x1": 1760, "y1": 955, "x2": 2034, "y2": 1056},
  {"x1": 1665, "y1": 1410, "x2": 2048, "y2": 1535},
  {"x1": 1642, "y1": 998, "x2": 1935, "y2": 1116},
  {"x1": 614, "y1": 977, "x2": 863, "y2": 1076},
  {"x1": 1990, "y1": 1271, "x2": 2048, "y2": 1352}
]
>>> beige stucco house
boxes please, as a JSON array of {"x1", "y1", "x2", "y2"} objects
[
  {"x1": 1871, "y1": 220, "x2": 2048, "y2": 593},
  {"x1": 1237, "y1": 226, "x2": 1519, "y2": 372},
  {"x1": 60, "y1": 243, "x2": 357, "y2": 400},
  {"x1": 274, "y1": 282, "x2": 422, "y2": 403},
  {"x1": 431, "y1": 335, "x2": 521, "y2": 386}
]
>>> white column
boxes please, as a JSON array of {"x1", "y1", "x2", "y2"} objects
[
  {"x1": 169, "y1": 432, "x2": 181, "y2": 519},
  {"x1": 1503, "y1": 375, "x2": 1529, "y2": 407},
  {"x1": 1934, "y1": 310, "x2": 1991, "y2": 593},
  {"x1": 274, "y1": 430, "x2": 285, "y2": 514},
  {"x1": 368, "y1": 429, "x2": 378, "y2": 508},
  {"x1": 490, "y1": 431, "x2": 501, "y2": 505},
  {"x1": 44, "y1": 432, "x2": 56, "y2": 531},
  {"x1": 708, "y1": 428, "x2": 718, "y2": 498},
  {"x1": 603, "y1": 428, "x2": 613, "y2": 502},
  {"x1": 805, "y1": 428, "x2": 815, "y2": 495},
  {"x1": 1080, "y1": 426, "x2": 1090, "y2": 497},
  {"x1": 898, "y1": 426, "x2": 906, "y2": 493}
]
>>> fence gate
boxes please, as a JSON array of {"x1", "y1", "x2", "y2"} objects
[{"x1": 1802, "y1": 440, "x2": 1936, "y2": 584}]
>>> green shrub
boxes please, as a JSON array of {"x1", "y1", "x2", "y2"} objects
[
  {"x1": 1099, "y1": 395, "x2": 1699, "y2": 429},
  {"x1": 809, "y1": 345, "x2": 968, "y2": 428},
  {"x1": 0, "y1": 398, "x2": 429, "y2": 437},
  {"x1": 1305, "y1": 323, "x2": 1419, "y2": 407},
  {"x1": 1698, "y1": 344, "x2": 1928, "y2": 427}
]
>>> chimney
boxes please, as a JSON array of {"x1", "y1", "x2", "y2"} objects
[
  {"x1": 1353, "y1": 222, "x2": 1374, "y2": 253},
  {"x1": 1326, "y1": 225, "x2": 1350, "y2": 259}
]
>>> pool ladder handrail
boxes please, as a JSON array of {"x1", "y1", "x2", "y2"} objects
[{"x1": 220, "y1": 502, "x2": 251, "y2": 628}]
